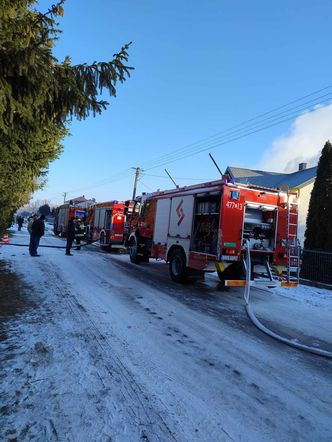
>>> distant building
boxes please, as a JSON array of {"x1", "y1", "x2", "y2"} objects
[
  {"x1": 225, "y1": 163, "x2": 317, "y2": 244},
  {"x1": 64, "y1": 195, "x2": 95, "y2": 209}
]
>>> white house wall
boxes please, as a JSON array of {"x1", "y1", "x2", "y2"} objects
[{"x1": 298, "y1": 182, "x2": 314, "y2": 245}]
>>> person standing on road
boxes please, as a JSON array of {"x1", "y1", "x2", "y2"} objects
[
  {"x1": 27, "y1": 215, "x2": 37, "y2": 235},
  {"x1": 74, "y1": 216, "x2": 85, "y2": 250},
  {"x1": 66, "y1": 217, "x2": 76, "y2": 256},
  {"x1": 30, "y1": 215, "x2": 45, "y2": 256},
  {"x1": 28, "y1": 214, "x2": 38, "y2": 256},
  {"x1": 17, "y1": 216, "x2": 24, "y2": 231}
]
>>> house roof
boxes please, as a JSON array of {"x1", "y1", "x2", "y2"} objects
[
  {"x1": 67, "y1": 196, "x2": 88, "y2": 203},
  {"x1": 226, "y1": 166, "x2": 317, "y2": 189}
]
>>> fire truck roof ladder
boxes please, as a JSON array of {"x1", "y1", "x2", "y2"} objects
[{"x1": 284, "y1": 187, "x2": 301, "y2": 284}]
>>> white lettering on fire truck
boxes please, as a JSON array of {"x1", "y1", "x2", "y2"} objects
[{"x1": 226, "y1": 201, "x2": 243, "y2": 210}]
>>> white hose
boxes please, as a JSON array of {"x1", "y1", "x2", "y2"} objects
[
  {"x1": 243, "y1": 241, "x2": 332, "y2": 359},
  {"x1": 245, "y1": 303, "x2": 332, "y2": 359}
]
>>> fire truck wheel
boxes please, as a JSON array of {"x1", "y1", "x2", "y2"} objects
[
  {"x1": 217, "y1": 262, "x2": 245, "y2": 286},
  {"x1": 169, "y1": 249, "x2": 188, "y2": 283},
  {"x1": 129, "y1": 237, "x2": 141, "y2": 264}
]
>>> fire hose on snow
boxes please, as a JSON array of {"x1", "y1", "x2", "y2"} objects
[
  {"x1": 243, "y1": 240, "x2": 332, "y2": 359},
  {"x1": 0, "y1": 237, "x2": 99, "y2": 249},
  {"x1": 1, "y1": 243, "x2": 84, "y2": 249}
]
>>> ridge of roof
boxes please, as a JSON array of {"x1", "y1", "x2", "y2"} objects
[{"x1": 226, "y1": 165, "x2": 317, "y2": 188}]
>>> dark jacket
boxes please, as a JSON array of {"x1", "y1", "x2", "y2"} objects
[
  {"x1": 75, "y1": 221, "x2": 85, "y2": 238},
  {"x1": 31, "y1": 219, "x2": 45, "y2": 237},
  {"x1": 67, "y1": 220, "x2": 76, "y2": 240}
]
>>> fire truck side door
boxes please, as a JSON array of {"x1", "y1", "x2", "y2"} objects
[
  {"x1": 105, "y1": 209, "x2": 112, "y2": 229},
  {"x1": 153, "y1": 198, "x2": 171, "y2": 246},
  {"x1": 168, "y1": 195, "x2": 194, "y2": 256},
  {"x1": 169, "y1": 196, "x2": 194, "y2": 239}
]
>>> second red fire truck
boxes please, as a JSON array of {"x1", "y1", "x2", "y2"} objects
[
  {"x1": 126, "y1": 178, "x2": 300, "y2": 286},
  {"x1": 86, "y1": 201, "x2": 133, "y2": 250}
]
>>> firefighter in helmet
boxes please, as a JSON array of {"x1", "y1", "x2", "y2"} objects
[{"x1": 75, "y1": 216, "x2": 85, "y2": 250}]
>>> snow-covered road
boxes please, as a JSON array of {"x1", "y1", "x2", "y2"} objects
[{"x1": 1, "y1": 227, "x2": 331, "y2": 441}]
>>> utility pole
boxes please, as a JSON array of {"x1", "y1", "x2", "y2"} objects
[
  {"x1": 63, "y1": 192, "x2": 67, "y2": 203},
  {"x1": 131, "y1": 167, "x2": 142, "y2": 200}
]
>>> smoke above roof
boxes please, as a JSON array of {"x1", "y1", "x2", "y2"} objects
[{"x1": 260, "y1": 103, "x2": 332, "y2": 172}]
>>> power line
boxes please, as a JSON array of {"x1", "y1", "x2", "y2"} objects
[
  {"x1": 41, "y1": 84, "x2": 332, "y2": 199},
  {"x1": 63, "y1": 169, "x2": 135, "y2": 194},
  {"x1": 137, "y1": 178, "x2": 153, "y2": 191},
  {"x1": 142, "y1": 97, "x2": 332, "y2": 170},
  {"x1": 139, "y1": 86, "x2": 332, "y2": 169},
  {"x1": 142, "y1": 173, "x2": 207, "y2": 181},
  {"x1": 64, "y1": 85, "x2": 332, "y2": 188},
  {"x1": 140, "y1": 92, "x2": 332, "y2": 170}
]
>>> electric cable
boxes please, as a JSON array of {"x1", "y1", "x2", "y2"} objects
[
  {"x1": 145, "y1": 100, "x2": 332, "y2": 170},
  {"x1": 142, "y1": 173, "x2": 207, "y2": 181},
  {"x1": 68, "y1": 90, "x2": 331, "y2": 188},
  {"x1": 41, "y1": 84, "x2": 332, "y2": 198},
  {"x1": 142, "y1": 95, "x2": 332, "y2": 170},
  {"x1": 58, "y1": 85, "x2": 332, "y2": 193},
  {"x1": 138, "y1": 89, "x2": 332, "y2": 170},
  {"x1": 137, "y1": 179, "x2": 153, "y2": 191}
]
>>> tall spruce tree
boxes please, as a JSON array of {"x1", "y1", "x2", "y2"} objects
[
  {"x1": 304, "y1": 140, "x2": 332, "y2": 251},
  {"x1": 0, "y1": 0, "x2": 133, "y2": 233}
]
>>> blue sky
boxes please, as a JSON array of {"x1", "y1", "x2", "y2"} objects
[{"x1": 33, "y1": 0, "x2": 332, "y2": 205}]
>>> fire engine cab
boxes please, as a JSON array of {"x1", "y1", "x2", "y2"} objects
[
  {"x1": 86, "y1": 201, "x2": 133, "y2": 250},
  {"x1": 126, "y1": 178, "x2": 300, "y2": 286}
]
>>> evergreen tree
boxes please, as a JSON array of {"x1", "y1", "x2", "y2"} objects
[
  {"x1": 0, "y1": 0, "x2": 133, "y2": 233},
  {"x1": 304, "y1": 140, "x2": 332, "y2": 251}
]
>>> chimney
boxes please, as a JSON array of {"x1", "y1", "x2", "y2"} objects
[{"x1": 298, "y1": 162, "x2": 307, "y2": 171}]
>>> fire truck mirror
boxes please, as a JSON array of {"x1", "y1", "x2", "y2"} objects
[{"x1": 124, "y1": 208, "x2": 128, "y2": 216}]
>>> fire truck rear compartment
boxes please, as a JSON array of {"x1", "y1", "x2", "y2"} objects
[{"x1": 242, "y1": 205, "x2": 277, "y2": 256}]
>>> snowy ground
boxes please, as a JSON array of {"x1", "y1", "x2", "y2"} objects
[{"x1": 0, "y1": 226, "x2": 331, "y2": 441}]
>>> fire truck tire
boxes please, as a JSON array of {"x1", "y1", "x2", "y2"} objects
[
  {"x1": 169, "y1": 249, "x2": 188, "y2": 283},
  {"x1": 129, "y1": 237, "x2": 141, "y2": 264},
  {"x1": 217, "y1": 262, "x2": 245, "y2": 285},
  {"x1": 217, "y1": 271, "x2": 226, "y2": 286}
]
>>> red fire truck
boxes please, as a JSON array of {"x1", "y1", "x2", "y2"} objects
[
  {"x1": 126, "y1": 179, "x2": 300, "y2": 286},
  {"x1": 86, "y1": 201, "x2": 133, "y2": 250},
  {"x1": 53, "y1": 204, "x2": 86, "y2": 237}
]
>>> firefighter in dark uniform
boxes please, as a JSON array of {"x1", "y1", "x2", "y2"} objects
[
  {"x1": 66, "y1": 217, "x2": 76, "y2": 256},
  {"x1": 75, "y1": 217, "x2": 85, "y2": 250}
]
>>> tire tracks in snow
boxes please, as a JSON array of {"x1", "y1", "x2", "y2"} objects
[
  {"x1": 40, "y1": 260, "x2": 178, "y2": 442},
  {"x1": 65, "y1": 254, "x2": 332, "y2": 441},
  {"x1": 79, "y1": 253, "x2": 332, "y2": 441}
]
